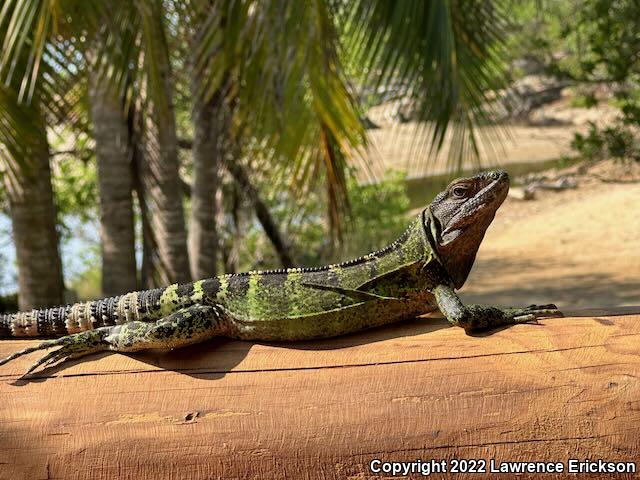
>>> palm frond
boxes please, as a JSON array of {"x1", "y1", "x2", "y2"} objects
[
  {"x1": 0, "y1": 0, "x2": 105, "y2": 174},
  {"x1": 0, "y1": 0, "x2": 103, "y2": 101},
  {"x1": 343, "y1": 0, "x2": 511, "y2": 172},
  {"x1": 192, "y1": 0, "x2": 367, "y2": 235},
  {"x1": 136, "y1": 0, "x2": 175, "y2": 121},
  {"x1": 0, "y1": 83, "x2": 44, "y2": 171}
]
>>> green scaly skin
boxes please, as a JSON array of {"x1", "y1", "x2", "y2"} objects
[{"x1": 0, "y1": 170, "x2": 562, "y2": 377}]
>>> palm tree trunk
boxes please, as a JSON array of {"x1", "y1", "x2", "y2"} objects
[
  {"x1": 133, "y1": 141, "x2": 158, "y2": 289},
  {"x1": 140, "y1": 18, "x2": 191, "y2": 284},
  {"x1": 88, "y1": 71, "x2": 138, "y2": 296},
  {"x1": 3, "y1": 114, "x2": 64, "y2": 310},
  {"x1": 142, "y1": 109, "x2": 191, "y2": 284},
  {"x1": 188, "y1": 86, "x2": 222, "y2": 280}
]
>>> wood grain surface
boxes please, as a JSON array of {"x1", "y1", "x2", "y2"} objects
[{"x1": 1, "y1": 310, "x2": 639, "y2": 479}]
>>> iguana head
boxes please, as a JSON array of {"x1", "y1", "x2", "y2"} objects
[{"x1": 425, "y1": 170, "x2": 509, "y2": 289}]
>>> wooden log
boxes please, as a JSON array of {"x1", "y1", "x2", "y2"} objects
[{"x1": 1, "y1": 309, "x2": 639, "y2": 480}]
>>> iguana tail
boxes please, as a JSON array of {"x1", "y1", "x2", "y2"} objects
[{"x1": 0, "y1": 287, "x2": 174, "y2": 338}]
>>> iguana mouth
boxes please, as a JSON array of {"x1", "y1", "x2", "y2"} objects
[{"x1": 440, "y1": 171, "x2": 509, "y2": 244}]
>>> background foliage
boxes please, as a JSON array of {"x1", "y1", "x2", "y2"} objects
[{"x1": 4, "y1": 0, "x2": 637, "y2": 307}]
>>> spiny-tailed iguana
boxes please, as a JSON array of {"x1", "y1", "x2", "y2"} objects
[{"x1": 0, "y1": 170, "x2": 561, "y2": 376}]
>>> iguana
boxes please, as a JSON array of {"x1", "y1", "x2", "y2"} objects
[{"x1": 0, "y1": 170, "x2": 561, "y2": 376}]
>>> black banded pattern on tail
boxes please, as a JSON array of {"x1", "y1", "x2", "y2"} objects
[
  {"x1": 0, "y1": 282, "x2": 214, "y2": 338},
  {"x1": 0, "y1": 292, "x2": 145, "y2": 338},
  {"x1": 0, "y1": 305, "x2": 72, "y2": 338},
  {"x1": 0, "y1": 313, "x2": 13, "y2": 337}
]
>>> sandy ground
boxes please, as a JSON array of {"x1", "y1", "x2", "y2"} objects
[{"x1": 459, "y1": 162, "x2": 640, "y2": 309}]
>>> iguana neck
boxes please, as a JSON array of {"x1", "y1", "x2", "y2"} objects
[{"x1": 429, "y1": 204, "x2": 499, "y2": 289}]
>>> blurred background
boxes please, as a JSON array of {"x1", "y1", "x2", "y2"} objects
[{"x1": 0, "y1": 0, "x2": 638, "y2": 313}]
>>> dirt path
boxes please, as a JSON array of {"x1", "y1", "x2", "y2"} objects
[{"x1": 460, "y1": 170, "x2": 640, "y2": 309}]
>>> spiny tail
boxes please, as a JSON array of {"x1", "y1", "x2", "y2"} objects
[{"x1": 0, "y1": 287, "x2": 168, "y2": 338}]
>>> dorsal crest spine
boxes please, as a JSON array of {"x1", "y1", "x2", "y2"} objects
[{"x1": 228, "y1": 220, "x2": 417, "y2": 278}]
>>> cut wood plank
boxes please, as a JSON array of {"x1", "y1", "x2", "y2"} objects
[{"x1": 1, "y1": 310, "x2": 639, "y2": 480}]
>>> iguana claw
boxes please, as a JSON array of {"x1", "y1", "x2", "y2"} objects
[
  {"x1": 526, "y1": 303, "x2": 558, "y2": 310},
  {"x1": 512, "y1": 304, "x2": 564, "y2": 324},
  {"x1": 0, "y1": 328, "x2": 111, "y2": 378}
]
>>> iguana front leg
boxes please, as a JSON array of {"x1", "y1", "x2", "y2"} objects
[
  {"x1": 0, "y1": 305, "x2": 226, "y2": 376},
  {"x1": 434, "y1": 284, "x2": 562, "y2": 330}
]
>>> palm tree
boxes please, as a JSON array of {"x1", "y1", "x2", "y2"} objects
[
  {"x1": 88, "y1": 65, "x2": 138, "y2": 296},
  {"x1": 184, "y1": 4, "x2": 225, "y2": 279},
  {"x1": 138, "y1": 1, "x2": 191, "y2": 283},
  {"x1": 0, "y1": 83, "x2": 64, "y2": 310},
  {"x1": 0, "y1": 0, "x2": 512, "y2": 301},
  {"x1": 0, "y1": 10, "x2": 66, "y2": 309},
  {"x1": 191, "y1": 0, "x2": 510, "y2": 241},
  {"x1": 1, "y1": 1, "x2": 193, "y2": 289}
]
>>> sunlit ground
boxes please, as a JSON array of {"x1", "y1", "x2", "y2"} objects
[{"x1": 460, "y1": 164, "x2": 640, "y2": 309}]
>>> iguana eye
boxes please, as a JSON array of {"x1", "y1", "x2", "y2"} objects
[{"x1": 451, "y1": 184, "x2": 468, "y2": 198}]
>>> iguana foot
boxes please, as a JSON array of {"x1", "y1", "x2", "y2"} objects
[
  {"x1": 434, "y1": 285, "x2": 563, "y2": 331},
  {"x1": 454, "y1": 303, "x2": 563, "y2": 330},
  {"x1": 506, "y1": 304, "x2": 563, "y2": 325},
  {"x1": 0, "y1": 305, "x2": 223, "y2": 377},
  {"x1": 0, "y1": 328, "x2": 112, "y2": 377}
]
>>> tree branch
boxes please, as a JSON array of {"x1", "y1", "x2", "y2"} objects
[
  {"x1": 178, "y1": 137, "x2": 296, "y2": 268},
  {"x1": 224, "y1": 158, "x2": 296, "y2": 268}
]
